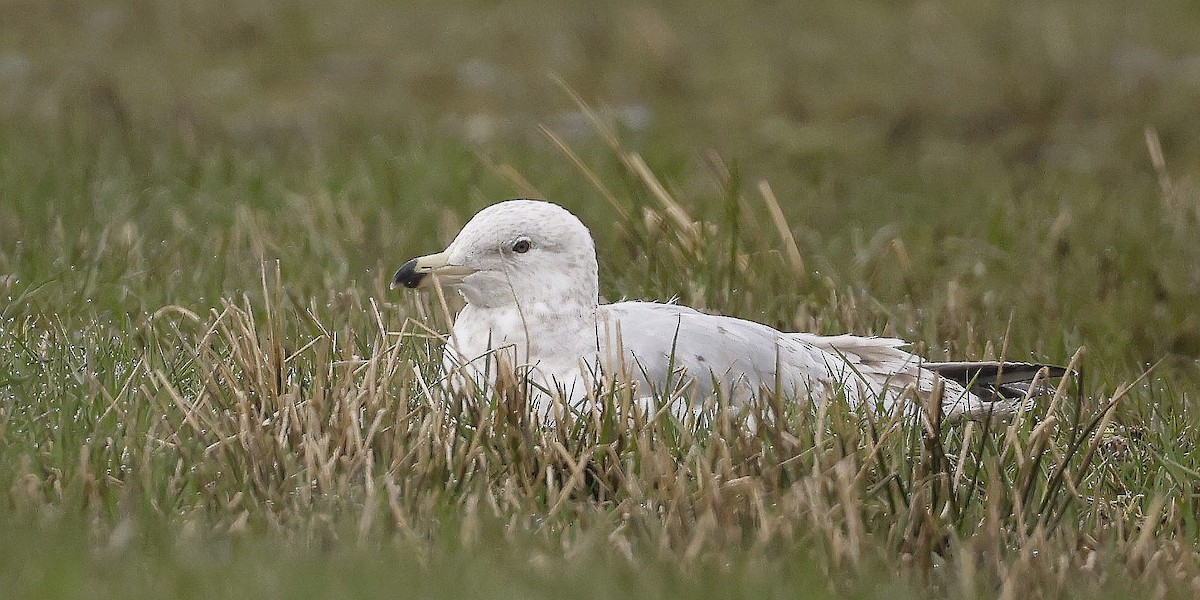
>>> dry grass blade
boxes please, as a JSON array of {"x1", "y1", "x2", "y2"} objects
[
  {"x1": 757, "y1": 180, "x2": 805, "y2": 277},
  {"x1": 538, "y1": 123, "x2": 630, "y2": 222}
]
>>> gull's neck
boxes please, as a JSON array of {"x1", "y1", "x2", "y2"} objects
[
  {"x1": 525, "y1": 267, "x2": 599, "y2": 315},
  {"x1": 460, "y1": 265, "x2": 599, "y2": 317},
  {"x1": 452, "y1": 268, "x2": 599, "y2": 362}
]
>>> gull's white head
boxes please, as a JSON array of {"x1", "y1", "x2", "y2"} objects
[{"x1": 393, "y1": 199, "x2": 599, "y2": 310}]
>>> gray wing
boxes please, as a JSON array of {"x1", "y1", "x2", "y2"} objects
[
  {"x1": 594, "y1": 301, "x2": 1057, "y2": 423},
  {"x1": 596, "y1": 301, "x2": 857, "y2": 405}
]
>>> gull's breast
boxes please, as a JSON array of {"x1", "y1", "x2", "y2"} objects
[{"x1": 443, "y1": 303, "x2": 601, "y2": 412}]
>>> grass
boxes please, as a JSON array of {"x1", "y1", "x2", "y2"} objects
[{"x1": 2, "y1": 0, "x2": 1199, "y2": 597}]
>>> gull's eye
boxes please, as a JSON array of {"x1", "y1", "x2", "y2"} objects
[{"x1": 512, "y1": 237, "x2": 532, "y2": 254}]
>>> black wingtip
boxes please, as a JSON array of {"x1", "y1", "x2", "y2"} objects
[
  {"x1": 391, "y1": 258, "x2": 425, "y2": 289},
  {"x1": 924, "y1": 361, "x2": 1073, "y2": 402},
  {"x1": 924, "y1": 361, "x2": 1072, "y2": 384}
]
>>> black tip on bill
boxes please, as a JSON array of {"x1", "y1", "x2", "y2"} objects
[{"x1": 391, "y1": 258, "x2": 426, "y2": 289}]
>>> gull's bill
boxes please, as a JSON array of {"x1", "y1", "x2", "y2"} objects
[{"x1": 391, "y1": 251, "x2": 476, "y2": 289}]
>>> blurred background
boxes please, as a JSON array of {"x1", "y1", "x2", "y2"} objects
[{"x1": 5, "y1": 1, "x2": 1199, "y2": 162}]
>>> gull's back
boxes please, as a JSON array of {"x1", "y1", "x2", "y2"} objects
[
  {"x1": 597, "y1": 300, "x2": 991, "y2": 418},
  {"x1": 596, "y1": 301, "x2": 870, "y2": 406}
]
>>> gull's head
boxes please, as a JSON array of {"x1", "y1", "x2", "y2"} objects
[{"x1": 392, "y1": 199, "x2": 599, "y2": 309}]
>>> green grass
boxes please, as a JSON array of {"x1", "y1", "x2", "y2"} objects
[{"x1": 2, "y1": 0, "x2": 1199, "y2": 598}]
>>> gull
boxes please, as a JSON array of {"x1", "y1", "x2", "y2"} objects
[{"x1": 392, "y1": 199, "x2": 1064, "y2": 423}]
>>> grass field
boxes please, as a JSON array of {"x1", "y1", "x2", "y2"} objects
[{"x1": 2, "y1": 1, "x2": 1199, "y2": 598}]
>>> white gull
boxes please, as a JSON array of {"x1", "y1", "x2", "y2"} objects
[{"x1": 393, "y1": 199, "x2": 1061, "y2": 423}]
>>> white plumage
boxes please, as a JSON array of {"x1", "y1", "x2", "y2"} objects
[{"x1": 393, "y1": 199, "x2": 1056, "y2": 423}]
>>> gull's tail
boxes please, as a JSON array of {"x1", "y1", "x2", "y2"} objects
[{"x1": 784, "y1": 332, "x2": 1070, "y2": 423}]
